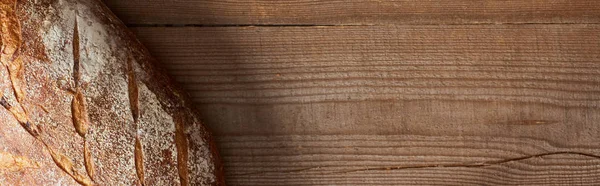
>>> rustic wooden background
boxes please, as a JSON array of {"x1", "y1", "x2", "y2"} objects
[{"x1": 103, "y1": 1, "x2": 600, "y2": 185}]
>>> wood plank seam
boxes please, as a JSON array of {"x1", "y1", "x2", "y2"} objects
[{"x1": 126, "y1": 22, "x2": 600, "y2": 28}]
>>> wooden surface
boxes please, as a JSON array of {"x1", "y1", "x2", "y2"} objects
[
  {"x1": 103, "y1": 0, "x2": 600, "y2": 25},
  {"x1": 105, "y1": 1, "x2": 600, "y2": 185}
]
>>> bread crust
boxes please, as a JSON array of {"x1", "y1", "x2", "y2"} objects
[{"x1": 0, "y1": 0, "x2": 223, "y2": 185}]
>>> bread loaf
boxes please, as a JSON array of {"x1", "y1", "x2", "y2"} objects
[{"x1": 0, "y1": 0, "x2": 223, "y2": 185}]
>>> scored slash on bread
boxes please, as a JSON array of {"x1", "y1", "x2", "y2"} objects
[{"x1": 0, "y1": 0, "x2": 224, "y2": 185}]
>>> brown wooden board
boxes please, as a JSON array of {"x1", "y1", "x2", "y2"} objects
[
  {"x1": 103, "y1": 0, "x2": 600, "y2": 25},
  {"x1": 129, "y1": 25, "x2": 600, "y2": 185}
]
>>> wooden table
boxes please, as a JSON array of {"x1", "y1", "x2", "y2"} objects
[{"x1": 104, "y1": 1, "x2": 600, "y2": 185}]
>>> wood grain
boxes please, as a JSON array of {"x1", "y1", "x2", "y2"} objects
[
  {"x1": 128, "y1": 25, "x2": 600, "y2": 184},
  {"x1": 131, "y1": 25, "x2": 600, "y2": 107},
  {"x1": 103, "y1": 0, "x2": 600, "y2": 25},
  {"x1": 217, "y1": 135, "x2": 600, "y2": 185}
]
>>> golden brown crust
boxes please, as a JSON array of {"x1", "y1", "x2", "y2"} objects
[
  {"x1": 0, "y1": 0, "x2": 223, "y2": 185},
  {"x1": 83, "y1": 140, "x2": 95, "y2": 181}
]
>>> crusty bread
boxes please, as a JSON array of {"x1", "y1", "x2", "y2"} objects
[{"x1": 0, "y1": 0, "x2": 223, "y2": 185}]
